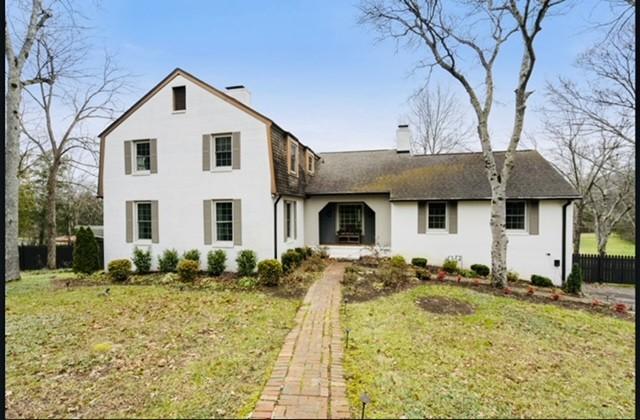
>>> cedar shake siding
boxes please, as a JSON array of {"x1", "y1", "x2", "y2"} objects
[{"x1": 271, "y1": 125, "x2": 308, "y2": 197}]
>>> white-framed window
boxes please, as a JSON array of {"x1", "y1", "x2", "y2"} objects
[
  {"x1": 213, "y1": 201, "x2": 233, "y2": 242},
  {"x1": 285, "y1": 200, "x2": 296, "y2": 240},
  {"x1": 288, "y1": 139, "x2": 298, "y2": 175},
  {"x1": 337, "y1": 203, "x2": 364, "y2": 234},
  {"x1": 213, "y1": 135, "x2": 233, "y2": 169},
  {"x1": 134, "y1": 140, "x2": 151, "y2": 173},
  {"x1": 506, "y1": 201, "x2": 526, "y2": 230},
  {"x1": 428, "y1": 202, "x2": 447, "y2": 230},
  {"x1": 306, "y1": 151, "x2": 315, "y2": 174},
  {"x1": 136, "y1": 202, "x2": 152, "y2": 241}
]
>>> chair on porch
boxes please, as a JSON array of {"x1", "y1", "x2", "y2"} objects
[{"x1": 336, "y1": 224, "x2": 361, "y2": 244}]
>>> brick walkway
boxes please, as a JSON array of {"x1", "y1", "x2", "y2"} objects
[{"x1": 251, "y1": 262, "x2": 350, "y2": 419}]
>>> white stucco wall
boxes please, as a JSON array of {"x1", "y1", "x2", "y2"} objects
[
  {"x1": 304, "y1": 194, "x2": 392, "y2": 255},
  {"x1": 276, "y1": 195, "x2": 305, "y2": 258},
  {"x1": 102, "y1": 74, "x2": 275, "y2": 271},
  {"x1": 390, "y1": 200, "x2": 573, "y2": 285}
]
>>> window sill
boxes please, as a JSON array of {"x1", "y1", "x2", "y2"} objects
[
  {"x1": 506, "y1": 230, "x2": 529, "y2": 236},
  {"x1": 134, "y1": 240, "x2": 153, "y2": 246},
  {"x1": 172, "y1": 110, "x2": 186, "y2": 114},
  {"x1": 424, "y1": 230, "x2": 449, "y2": 235},
  {"x1": 132, "y1": 171, "x2": 151, "y2": 176},
  {"x1": 211, "y1": 167, "x2": 233, "y2": 172},
  {"x1": 212, "y1": 241, "x2": 234, "y2": 248}
]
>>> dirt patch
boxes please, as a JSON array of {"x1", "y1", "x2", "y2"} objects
[
  {"x1": 341, "y1": 264, "x2": 422, "y2": 302},
  {"x1": 416, "y1": 296, "x2": 475, "y2": 315}
]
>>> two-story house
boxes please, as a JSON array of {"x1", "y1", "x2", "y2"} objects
[{"x1": 98, "y1": 68, "x2": 579, "y2": 285}]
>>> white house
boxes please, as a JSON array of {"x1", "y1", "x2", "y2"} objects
[{"x1": 98, "y1": 69, "x2": 579, "y2": 285}]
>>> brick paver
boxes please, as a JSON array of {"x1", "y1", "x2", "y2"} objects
[{"x1": 252, "y1": 262, "x2": 350, "y2": 419}]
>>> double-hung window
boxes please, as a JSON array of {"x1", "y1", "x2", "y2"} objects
[
  {"x1": 338, "y1": 204, "x2": 363, "y2": 234},
  {"x1": 288, "y1": 140, "x2": 298, "y2": 175},
  {"x1": 306, "y1": 152, "x2": 314, "y2": 174},
  {"x1": 214, "y1": 135, "x2": 233, "y2": 168},
  {"x1": 214, "y1": 201, "x2": 233, "y2": 242},
  {"x1": 428, "y1": 202, "x2": 447, "y2": 230},
  {"x1": 136, "y1": 202, "x2": 152, "y2": 240},
  {"x1": 506, "y1": 201, "x2": 526, "y2": 230},
  {"x1": 134, "y1": 140, "x2": 151, "y2": 173}
]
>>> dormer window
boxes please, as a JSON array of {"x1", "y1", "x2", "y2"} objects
[
  {"x1": 306, "y1": 152, "x2": 315, "y2": 174},
  {"x1": 288, "y1": 139, "x2": 298, "y2": 175},
  {"x1": 172, "y1": 86, "x2": 186, "y2": 111}
]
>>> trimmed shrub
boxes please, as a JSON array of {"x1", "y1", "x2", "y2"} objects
[
  {"x1": 72, "y1": 227, "x2": 100, "y2": 274},
  {"x1": 182, "y1": 249, "x2": 201, "y2": 263},
  {"x1": 470, "y1": 264, "x2": 490, "y2": 277},
  {"x1": 531, "y1": 274, "x2": 554, "y2": 288},
  {"x1": 177, "y1": 259, "x2": 199, "y2": 282},
  {"x1": 207, "y1": 249, "x2": 227, "y2": 276},
  {"x1": 411, "y1": 257, "x2": 428, "y2": 268},
  {"x1": 457, "y1": 268, "x2": 475, "y2": 278},
  {"x1": 303, "y1": 246, "x2": 314, "y2": 258},
  {"x1": 132, "y1": 247, "x2": 152, "y2": 274},
  {"x1": 507, "y1": 270, "x2": 520, "y2": 283},
  {"x1": 257, "y1": 259, "x2": 283, "y2": 286},
  {"x1": 415, "y1": 268, "x2": 430, "y2": 281},
  {"x1": 564, "y1": 264, "x2": 583, "y2": 294},
  {"x1": 442, "y1": 259, "x2": 458, "y2": 274},
  {"x1": 158, "y1": 249, "x2": 179, "y2": 273},
  {"x1": 390, "y1": 255, "x2": 406, "y2": 268},
  {"x1": 236, "y1": 250, "x2": 257, "y2": 276},
  {"x1": 294, "y1": 247, "x2": 308, "y2": 261},
  {"x1": 282, "y1": 249, "x2": 303, "y2": 273},
  {"x1": 108, "y1": 259, "x2": 132, "y2": 282}
]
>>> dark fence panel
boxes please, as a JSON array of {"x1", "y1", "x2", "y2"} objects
[
  {"x1": 573, "y1": 254, "x2": 636, "y2": 284},
  {"x1": 19, "y1": 242, "x2": 103, "y2": 270}
]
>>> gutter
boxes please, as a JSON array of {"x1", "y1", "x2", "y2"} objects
[
  {"x1": 273, "y1": 194, "x2": 282, "y2": 259},
  {"x1": 561, "y1": 200, "x2": 572, "y2": 285}
]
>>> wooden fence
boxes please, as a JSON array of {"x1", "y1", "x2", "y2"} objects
[
  {"x1": 572, "y1": 254, "x2": 636, "y2": 284},
  {"x1": 19, "y1": 244, "x2": 103, "y2": 271}
]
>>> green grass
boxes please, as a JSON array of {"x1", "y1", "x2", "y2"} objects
[
  {"x1": 344, "y1": 285, "x2": 635, "y2": 419},
  {"x1": 5, "y1": 270, "x2": 303, "y2": 418},
  {"x1": 580, "y1": 233, "x2": 635, "y2": 256}
]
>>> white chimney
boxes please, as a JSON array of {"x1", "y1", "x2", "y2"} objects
[
  {"x1": 396, "y1": 124, "x2": 411, "y2": 153},
  {"x1": 225, "y1": 85, "x2": 251, "y2": 106}
]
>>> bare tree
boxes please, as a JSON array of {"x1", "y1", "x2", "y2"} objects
[
  {"x1": 21, "y1": 30, "x2": 128, "y2": 268},
  {"x1": 408, "y1": 85, "x2": 471, "y2": 154},
  {"x1": 5, "y1": 0, "x2": 52, "y2": 281},
  {"x1": 360, "y1": 0, "x2": 566, "y2": 287}
]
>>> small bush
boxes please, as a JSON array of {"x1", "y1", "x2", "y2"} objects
[
  {"x1": 531, "y1": 274, "x2": 554, "y2": 288},
  {"x1": 303, "y1": 246, "x2": 314, "y2": 258},
  {"x1": 108, "y1": 259, "x2": 132, "y2": 282},
  {"x1": 207, "y1": 249, "x2": 227, "y2": 276},
  {"x1": 257, "y1": 259, "x2": 283, "y2": 286},
  {"x1": 238, "y1": 276, "x2": 259, "y2": 289},
  {"x1": 301, "y1": 254, "x2": 327, "y2": 272},
  {"x1": 442, "y1": 259, "x2": 458, "y2": 274},
  {"x1": 437, "y1": 270, "x2": 446, "y2": 281},
  {"x1": 415, "y1": 268, "x2": 430, "y2": 281},
  {"x1": 294, "y1": 247, "x2": 308, "y2": 261},
  {"x1": 470, "y1": 264, "x2": 490, "y2": 277},
  {"x1": 527, "y1": 286, "x2": 536, "y2": 295},
  {"x1": 177, "y1": 259, "x2": 199, "y2": 282},
  {"x1": 507, "y1": 270, "x2": 519, "y2": 283},
  {"x1": 614, "y1": 303, "x2": 628, "y2": 313},
  {"x1": 158, "y1": 249, "x2": 179, "y2": 272},
  {"x1": 182, "y1": 249, "x2": 201, "y2": 264},
  {"x1": 282, "y1": 249, "x2": 304, "y2": 273},
  {"x1": 390, "y1": 255, "x2": 406, "y2": 268},
  {"x1": 317, "y1": 246, "x2": 329, "y2": 259},
  {"x1": 132, "y1": 247, "x2": 152, "y2": 274},
  {"x1": 236, "y1": 250, "x2": 257, "y2": 276},
  {"x1": 564, "y1": 264, "x2": 583, "y2": 294},
  {"x1": 457, "y1": 268, "x2": 475, "y2": 278},
  {"x1": 72, "y1": 227, "x2": 100, "y2": 274},
  {"x1": 411, "y1": 257, "x2": 428, "y2": 268}
]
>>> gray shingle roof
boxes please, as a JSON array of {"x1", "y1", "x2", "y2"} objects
[{"x1": 305, "y1": 149, "x2": 580, "y2": 200}]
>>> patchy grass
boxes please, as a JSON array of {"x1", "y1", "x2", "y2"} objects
[
  {"x1": 580, "y1": 233, "x2": 635, "y2": 256},
  {"x1": 6, "y1": 270, "x2": 305, "y2": 418},
  {"x1": 343, "y1": 284, "x2": 635, "y2": 419}
]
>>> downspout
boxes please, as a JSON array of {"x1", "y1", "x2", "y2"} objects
[
  {"x1": 273, "y1": 194, "x2": 282, "y2": 259},
  {"x1": 561, "y1": 200, "x2": 572, "y2": 286}
]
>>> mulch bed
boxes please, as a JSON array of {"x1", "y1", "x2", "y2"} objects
[{"x1": 416, "y1": 296, "x2": 475, "y2": 315}]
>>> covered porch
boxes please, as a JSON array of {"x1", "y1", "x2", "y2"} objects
[{"x1": 319, "y1": 202, "x2": 376, "y2": 246}]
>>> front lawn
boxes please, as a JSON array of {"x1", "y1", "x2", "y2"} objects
[
  {"x1": 580, "y1": 232, "x2": 635, "y2": 256},
  {"x1": 5, "y1": 270, "x2": 304, "y2": 418},
  {"x1": 343, "y1": 284, "x2": 635, "y2": 418}
]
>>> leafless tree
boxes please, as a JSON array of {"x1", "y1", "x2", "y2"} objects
[
  {"x1": 408, "y1": 85, "x2": 471, "y2": 154},
  {"x1": 360, "y1": 0, "x2": 566, "y2": 287},
  {"x1": 5, "y1": 0, "x2": 52, "y2": 281},
  {"x1": 21, "y1": 27, "x2": 129, "y2": 268}
]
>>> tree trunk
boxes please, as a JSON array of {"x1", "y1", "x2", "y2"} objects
[
  {"x1": 5, "y1": 72, "x2": 23, "y2": 281},
  {"x1": 45, "y1": 162, "x2": 60, "y2": 269},
  {"x1": 572, "y1": 202, "x2": 583, "y2": 254},
  {"x1": 490, "y1": 185, "x2": 509, "y2": 287}
]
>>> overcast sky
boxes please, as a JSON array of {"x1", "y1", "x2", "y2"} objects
[{"x1": 72, "y1": 0, "x2": 622, "y2": 153}]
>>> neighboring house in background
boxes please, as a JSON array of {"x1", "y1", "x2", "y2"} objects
[{"x1": 98, "y1": 69, "x2": 580, "y2": 285}]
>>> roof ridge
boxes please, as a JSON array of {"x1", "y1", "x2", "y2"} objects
[{"x1": 319, "y1": 148, "x2": 536, "y2": 156}]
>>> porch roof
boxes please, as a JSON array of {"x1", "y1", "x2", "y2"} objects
[{"x1": 305, "y1": 149, "x2": 580, "y2": 201}]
